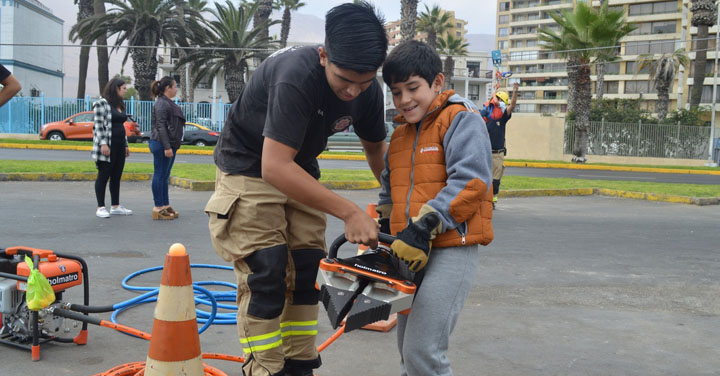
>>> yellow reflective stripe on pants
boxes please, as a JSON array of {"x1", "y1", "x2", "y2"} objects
[
  {"x1": 280, "y1": 320, "x2": 318, "y2": 337},
  {"x1": 239, "y1": 330, "x2": 282, "y2": 354}
]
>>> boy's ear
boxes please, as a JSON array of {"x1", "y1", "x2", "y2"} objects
[{"x1": 433, "y1": 73, "x2": 445, "y2": 93}]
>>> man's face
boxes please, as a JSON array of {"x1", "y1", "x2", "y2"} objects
[
  {"x1": 319, "y1": 47, "x2": 377, "y2": 102},
  {"x1": 389, "y1": 74, "x2": 443, "y2": 124}
]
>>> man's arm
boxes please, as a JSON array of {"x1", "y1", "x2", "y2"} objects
[
  {"x1": 506, "y1": 82, "x2": 519, "y2": 115},
  {"x1": 0, "y1": 74, "x2": 21, "y2": 108},
  {"x1": 360, "y1": 138, "x2": 387, "y2": 182},
  {"x1": 262, "y1": 137, "x2": 379, "y2": 248}
]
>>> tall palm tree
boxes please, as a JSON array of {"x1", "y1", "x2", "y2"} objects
[
  {"x1": 173, "y1": 0, "x2": 210, "y2": 102},
  {"x1": 437, "y1": 34, "x2": 468, "y2": 91},
  {"x1": 273, "y1": 0, "x2": 305, "y2": 48},
  {"x1": 94, "y1": 0, "x2": 109, "y2": 94},
  {"x1": 416, "y1": 4, "x2": 453, "y2": 50},
  {"x1": 539, "y1": 2, "x2": 635, "y2": 162},
  {"x1": 400, "y1": 0, "x2": 419, "y2": 41},
  {"x1": 253, "y1": 0, "x2": 274, "y2": 61},
  {"x1": 636, "y1": 49, "x2": 689, "y2": 120},
  {"x1": 71, "y1": 0, "x2": 199, "y2": 100},
  {"x1": 73, "y1": 0, "x2": 94, "y2": 99},
  {"x1": 177, "y1": 0, "x2": 275, "y2": 102},
  {"x1": 689, "y1": 0, "x2": 717, "y2": 108}
]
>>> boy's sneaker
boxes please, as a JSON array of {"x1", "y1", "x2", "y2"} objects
[
  {"x1": 110, "y1": 206, "x2": 133, "y2": 215},
  {"x1": 96, "y1": 207, "x2": 110, "y2": 218}
]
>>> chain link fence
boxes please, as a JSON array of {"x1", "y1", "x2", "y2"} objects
[{"x1": 565, "y1": 120, "x2": 714, "y2": 160}]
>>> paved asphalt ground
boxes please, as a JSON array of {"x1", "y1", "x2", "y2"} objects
[
  {"x1": 1, "y1": 181, "x2": 719, "y2": 375},
  {"x1": 2, "y1": 148, "x2": 719, "y2": 185}
]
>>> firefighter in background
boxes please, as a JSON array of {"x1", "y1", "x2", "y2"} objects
[{"x1": 481, "y1": 82, "x2": 518, "y2": 209}]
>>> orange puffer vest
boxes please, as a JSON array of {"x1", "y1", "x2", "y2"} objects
[{"x1": 388, "y1": 91, "x2": 493, "y2": 248}]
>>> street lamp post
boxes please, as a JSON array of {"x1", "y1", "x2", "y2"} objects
[{"x1": 708, "y1": 7, "x2": 720, "y2": 166}]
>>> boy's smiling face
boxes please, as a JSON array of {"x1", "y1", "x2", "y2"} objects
[{"x1": 390, "y1": 73, "x2": 444, "y2": 124}]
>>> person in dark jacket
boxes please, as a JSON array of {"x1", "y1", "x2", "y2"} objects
[{"x1": 149, "y1": 76, "x2": 185, "y2": 220}]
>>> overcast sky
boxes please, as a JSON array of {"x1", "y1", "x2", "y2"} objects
[{"x1": 43, "y1": 0, "x2": 497, "y2": 97}]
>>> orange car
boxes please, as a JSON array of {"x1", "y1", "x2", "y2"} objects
[{"x1": 39, "y1": 111, "x2": 142, "y2": 142}]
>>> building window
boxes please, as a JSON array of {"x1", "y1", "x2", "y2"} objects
[
  {"x1": 691, "y1": 35, "x2": 717, "y2": 51},
  {"x1": 498, "y1": 28, "x2": 509, "y2": 37},
  {"x1": 626, "y1": 62, "x2": 650, "y2": 74},
  {"x1": 467, "y1": 62, "x2": 481, "y2": 78},
  {"x1": 540, "y1": 104, "x2": 557, "y2": 113},
  {"x1": 630, "y1": 21, "x2": 676, "y2": 35},
  {"x1": 516, "y1": 103, "x2": 535, "y2": 113},
  {"x1": 624, "y1": 81, "x2": 656, "y2": 94},
  {"x1": 500, "y1": 2, "x2": 510, "y2": 11},
  {"x1": 499, "y1": 15, "x2": 510, "y2": 24},
  {"x1": 625, "y1": 40, "x2": 675, "y2": 55},
  {"x1": 594, "y1": 81, "x2": 619, "y2": 94},
  {"x1": 629, "y1": 1, "x2": 677, "y2": 16},
  {"x1": 498, "y1": 40, "x2": 509, "y2": 49},
  {"x1": 526, "y1": 40, "x2": 537, "y2": 47},
  {"x1": 599, "y1": 62, "x2": 620, "y2": 75},
  {"x1": 688, "y1": 86, "x2": 720, "y2": 103},
  {"x1": 468, "y1": 84, "x2": 481, "y2": 100},
  {"x1": 689, "y1": 62, "x2": 715, "y2": 77},
  {"x1": 520, "y1": 91, "x2": 536, "y2": 99},
  {"x1": 512, "y1": 40, "x2": 524, "y2": 48}
]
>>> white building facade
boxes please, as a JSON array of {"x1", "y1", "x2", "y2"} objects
[{"x1": 0, "y1": 0, "x2": 63, "y2": 97}]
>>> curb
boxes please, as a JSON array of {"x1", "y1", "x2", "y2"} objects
[{"x1": 1, "y1": 173, "x2": 716, "y2": 205}]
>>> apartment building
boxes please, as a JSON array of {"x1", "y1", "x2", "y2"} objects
[
  {"x1": 496, "y1": 0, "x2": 718, "y2": 115},
  {"x1": 386, "y1": 11, "x2": 468, "y2": 47}
]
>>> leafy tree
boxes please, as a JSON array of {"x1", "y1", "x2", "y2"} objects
[
  {"x1": 589, "y1": 98, "x2": 651, "y2": 123},
  {"x1": 252, "y1": 0, "x2": 275, "y2": 61},
  {"x1": 661, "y1": 107, "x2": 710, "y2": 126},
  {"x1": 636, "y1": 49, "x2": 689, "y2": 121},
  {"x1": 416, "y1": 4, "x2": 452, "y2": 50},
  {"x1": 437, "y1": 34, "x2": 468, "y2": 91},
  {"x1": 689, "y1": 0, "x2": 718, "y2": 108},
  {"x1": 539, "y1": 3, "x2": 635, "y2": 162},
  {"x1": 73, "y1": 0, "x2": 94, "y2": 99},
  {"x1": 71, "y1": 0, "x2": 201, "y2": 101},
  {"x1": 400, "y1": 0, "x2": 419, "y2": 41},
  {"x1": 273, "y1": 0, "x2": 305, "y2": 48},
  {"x1": 177, "y1": 0, "x2": 275, "y2": 102},
  {"x1": 173, "y1": 0, "x2": 210, "y2": 102}
]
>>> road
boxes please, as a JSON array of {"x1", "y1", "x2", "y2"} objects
[
  {"x1": 2, "y1": 148, "x2": 718, "y2": 185},
  {"x1": 0, "y1": 181, "x2": 718, "y2": 375}
]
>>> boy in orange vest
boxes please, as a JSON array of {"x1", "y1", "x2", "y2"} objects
[{"x1": 377, "y1": 40, "x2": 494, "y2": 375}]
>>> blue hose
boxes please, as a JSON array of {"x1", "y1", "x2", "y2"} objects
[{"x1": 111, "y1": 264, "x2": 237, "y2": 334}]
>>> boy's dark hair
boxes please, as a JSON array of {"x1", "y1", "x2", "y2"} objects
[
  {"x1": 102, "y1": 77, "x2": 127, "y2": 111},
  {"x1": 325, "y1": 1, "x2": 388, "y2": 72},
  {"x1": 382, "y1": 40, "x2": 442, "y2": 87}
]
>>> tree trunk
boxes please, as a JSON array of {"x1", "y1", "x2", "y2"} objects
[
  {"x1": 76, "y1": 0, "x2": 93, "y2": 98},
  {"x1": 131, "y1": 38, "x2": 159, "y2": 101},
  {"x1": 400, "y1": 0, "x2": 419, "y2": 41},
  {"x1": 254, "y1": 0, "x2": 273, "y2": 62},
  {"x1": 572, "y1": 61, "x2": 592, "y2": 161},
  {"x1": 224, "y1": 60, "x2": 247, "y2": 103},
  {"x1": 566, "y1": 57, "x2": 579, "y2": 114},
  {"x1": 656, "y1": 80, "x2": 670, "y2": 120},
  {"x1": 178, "y1": 49, "x2": 189, "y2": 102},
  {"x1": 691, "y1": 25, "x2": 709, "y2": 108},
  {"x1": 427, "y1": 31, "x2": 437, "y2": 50},
  {"x1": 280, "y1": 6, "x2": 291, "y2": 48},
  {"x1": 94, "y1": 0, "x2": 109, "y2": 94},
  {"x1": 595, "y1": 60, "x2": 605, "y2": 99},
  {"x1": 443, "y1": 56, "x2": 453, "y2": 91}
]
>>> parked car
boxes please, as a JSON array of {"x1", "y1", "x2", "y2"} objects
[
  {"x1": 39, "y1": 111, "x2": 142, "y2": 143},
  {"x1": 139, "y1": 122, "x2": 219, "y2": 146}
]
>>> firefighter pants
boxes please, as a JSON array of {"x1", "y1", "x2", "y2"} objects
[{"x1": 205, "y1": 169, "x2": 326, "y2": 375}]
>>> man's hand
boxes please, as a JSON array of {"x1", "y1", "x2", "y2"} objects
[
  {"x1": 344, "y1": 208, "x2": 380, "y2": 249},
  {"x1": 513, "y1": 82, "x2": 519, "y2": 92}
]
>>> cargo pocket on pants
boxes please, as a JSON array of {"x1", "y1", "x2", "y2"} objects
[{"x1": 205, "y1": 193, "x2": 241, "y2": 262}]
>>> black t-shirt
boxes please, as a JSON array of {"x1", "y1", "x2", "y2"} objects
[
  {"x1": 0, "y1": 64, "x2": 11, "y2": 82},
  {"x1": 214, "y1": 45, "x2": 386, "y2": 179},
  {"x1": 111, "y1": 107, "x2": 128, "y2": 142},
  {"x1": 485, "y1": 111, "x2": 512, "y2": 151}
]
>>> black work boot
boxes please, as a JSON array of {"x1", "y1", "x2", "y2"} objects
[{"x1": 284, "y1": 356, "x2": 321, "y2": 376}]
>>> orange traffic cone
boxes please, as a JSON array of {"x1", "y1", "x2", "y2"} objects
[{"x1": 144, "y1": 243, "x2": 204, "y2": 376}]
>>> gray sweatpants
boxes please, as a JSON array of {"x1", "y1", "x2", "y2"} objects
[{"x1": 397, "y1": 245, "x2": 480, "y2": 376}]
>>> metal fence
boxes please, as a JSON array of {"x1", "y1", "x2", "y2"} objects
[
  {"x1": 0, "y1": 95, "x2": 233, "y2": 134},
  {"x1": 565, "y1": 120, "x2": 713, "y2": 160}
]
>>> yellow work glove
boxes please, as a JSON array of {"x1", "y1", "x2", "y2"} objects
[{"x1": 391, "y1": 205, "x2": 443, "y2": 272}]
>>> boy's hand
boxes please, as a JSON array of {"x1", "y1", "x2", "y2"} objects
[
  {"x1": 391, "y1": 211, "x2": 441, "y2": 272},
  {"x1": 345, "y1": 209, "x2": 379, "y2": 249}
]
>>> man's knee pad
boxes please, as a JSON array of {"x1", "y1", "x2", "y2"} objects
[
  {"x1": 493, "y1": 179, "x2": 501, "y2": 195},
  {"x1": 290, "y1": 249, "x2": 325, "y2": 305},
  {"x1": 245, "y1": 245, "x2": 288, "y2": 319}
]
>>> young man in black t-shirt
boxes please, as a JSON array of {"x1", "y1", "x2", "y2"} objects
[
  {"x1": 204, "y1": 3, "x2": 388, "y2": 375},
  {"x1": 0, "y1": 64, "x2": 22, "y2": 108}
]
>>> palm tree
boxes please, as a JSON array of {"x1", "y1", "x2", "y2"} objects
[
  {"x1": 94, "y1": 0, "x2": 109, "y2": 94},
  {"x1": 416, "y1": 4, "x2": 452, "y2": 50},
  {"x1": 73, "y1": 0, "x2": 94, "y2": 99},
  {"x1": 273, "y1": 0, "x2": 305, "y2": 48},
  {"x1": 437, "y1": 34, "x2": 468, "y2": 91},
  {"x1": 400, "y1": 0, "x2": 419, "y2": 41},
  {"x1": 253, "y1": 0, "x2": 274, "y2": 61},
  {"x1": 539, "y1": 2, "x2": 635, "y2": 162},
  {"x1": 636, "y1": 49, "x2": 689, "y2": 120},
  {"x1": 71, "y1": 0, "x2": 199, "y2": 101},
  {"x1": 689, "y1": 0, "x2": 717, "y2": 108},
  {"x1": 177, "y1": 0, "x2": 275, "y2": 102},
  {"x1": 173, "y1": 0, "x2": 210, "y2": 102}
]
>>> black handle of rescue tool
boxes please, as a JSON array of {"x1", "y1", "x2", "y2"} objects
[{"x1": 327, "y1": 233, "x2": 397, "y2": 259}]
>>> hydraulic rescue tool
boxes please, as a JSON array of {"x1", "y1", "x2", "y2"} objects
[
  {"x1": 317, "y1": 233, "x2": 417, "y2": 332},
  {"x1": 0, "y1": 246, "x2": 90, "y2": 361}
]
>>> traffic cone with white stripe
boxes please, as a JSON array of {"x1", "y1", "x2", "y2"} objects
[{"x1": 144, "y1": 243, "x2": 204, "y2": 376}]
